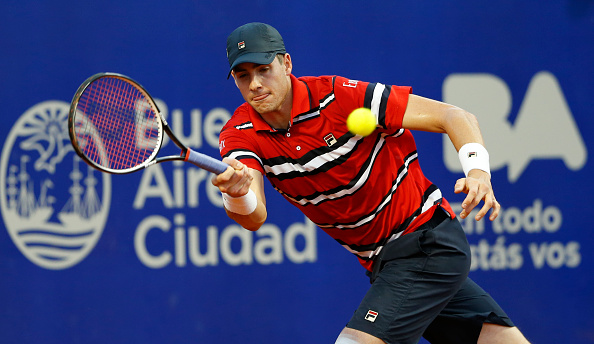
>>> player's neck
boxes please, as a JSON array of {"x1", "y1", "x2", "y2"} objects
[{"x1": 260, "y1": 87, "x2": 293, "y2": 130}]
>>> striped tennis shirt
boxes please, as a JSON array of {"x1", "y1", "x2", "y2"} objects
[{"x1": 219, "y1": 74, "x2": 454, "y2": 271}]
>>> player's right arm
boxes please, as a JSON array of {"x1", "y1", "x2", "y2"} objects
[{"x1": 211, "y1": 157, "x2": 267, "y2": 231}]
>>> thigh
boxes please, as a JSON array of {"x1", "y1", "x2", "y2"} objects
[
  {"x1": 347, "y1": 218, "x2": 471, "y2": 344},
  {"x1": 422, "y1": 278, "x2": 515, "y2": 344}
]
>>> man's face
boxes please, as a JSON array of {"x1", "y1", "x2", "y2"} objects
[{"x1": 232, "y1": 54, "x2": 292, "y2": 116}]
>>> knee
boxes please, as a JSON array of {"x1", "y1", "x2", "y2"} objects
[{"x1": 335, "y1": 327, "x2": 386, "y2": 344}]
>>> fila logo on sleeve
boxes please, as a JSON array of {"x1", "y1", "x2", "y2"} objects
[
  {"x1": 365, "y1": 310, "x2": 379, "y2": 322},
  {"x1": 343, "y1": 79, "x2": 359, "y2": 88}
]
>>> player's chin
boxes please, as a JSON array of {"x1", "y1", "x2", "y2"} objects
[{"x1": 249, "y1": 101, "x2": 275, "y2": 114}]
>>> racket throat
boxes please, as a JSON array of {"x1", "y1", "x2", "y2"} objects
[{"x1": 182, "y1": 148, "x2": 191, "y2": 161}]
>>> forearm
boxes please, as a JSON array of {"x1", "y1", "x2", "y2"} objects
[
  {"x1": 220, "y1": 166, "x2": 268, "y2": 231},
  {"x1": 442, "y1": 106, "x2": 485, "y2": 152},
  {"x1": 402, "y1": 95, "x2": 486, "y2": 151},
  {"x1": 402, "y1": 94, "x2": 498, "y2": 220},
  {"x1": 225, "y1": 197, "x2": 267, "y2": 231}
]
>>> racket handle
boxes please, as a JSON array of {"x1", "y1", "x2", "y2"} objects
[{"x1": 184, "y1": 149, "x2": 229, "y2": 174}]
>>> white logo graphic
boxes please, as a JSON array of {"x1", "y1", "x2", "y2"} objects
[
  {"x1": 323, "y1": 133, "x2": 337, "y2": 147},
  {"x1": 342, "y1": 80, "x2": 359, "y2": 88},
  {"x1": 442, "y1": 71, "x2": 587, "y2": 182},
  {"x1": 0, "y1": 101, "x2": 111, "y2": 269},
  {"x1": 365, "y1": 310, "x2": 378, "y2": 322}
]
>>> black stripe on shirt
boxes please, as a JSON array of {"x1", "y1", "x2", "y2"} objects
[
  {"x1": 263, "y1": 132, "x2": 359, "y2": 181},
  {"x1": 389, "y1": 183, "x2": 441, "y2": 236},
  {"x1": 271, "y1": 132, "x2": 395, "y2": 206},
  {"x1": 223, "y1": 148, "x2": 264, "y2": 169},
  {"x1": 336, "y1": 183, "x2": 442, "y2": 260},
  {"x1": 378, "y1": 84, "x2": 392, "y2": 128},
  {"x1": 363, "y1": 83, "x2": 392, "y2": 128},
  {"x1": 363, "y1": 82, "x2": 375, "y2": 109},
  {"x1": 314, "y1": 149, "x2": 418, "y2": 229},
  {"x1": 292, "y1": 107, "x2": 320, "y2": 125},
  {"x1": 319, "y1": 91, "x2": 335, "y2": 110},
  {"x1": 299, "y1": 79, "x2": 314, "y2": 108}
]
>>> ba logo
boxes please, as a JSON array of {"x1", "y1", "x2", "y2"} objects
[
  {"x1": 442, "y1": 71, "x2": 587, "y2": 182},
  {"x1": 0, "y1": 101, "x2": 111, "y2": 270}
]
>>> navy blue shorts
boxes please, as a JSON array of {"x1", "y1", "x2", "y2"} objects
[{"x1": 346, "y1": 209, "x2": 514, "y2": 344}]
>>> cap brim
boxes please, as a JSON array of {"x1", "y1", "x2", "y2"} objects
[{"x1": 227, "y1": 52, "x2": 278, "y2": 79}]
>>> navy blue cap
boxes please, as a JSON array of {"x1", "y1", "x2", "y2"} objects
[{"x1": 226, "y1": 23, "x2": 286, "y2": 79}]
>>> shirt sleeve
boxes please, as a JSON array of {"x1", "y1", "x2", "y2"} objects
[
  {"x1": 333, "y1": 76, "x2": 412, "y2": 130},
  {"x1": 218, "y1": 115, "x2": 265, "y2": 174}
]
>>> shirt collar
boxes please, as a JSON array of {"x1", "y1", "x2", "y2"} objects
[{"x1": 248, "y1": 74, "x2": 311, "y2": 132}]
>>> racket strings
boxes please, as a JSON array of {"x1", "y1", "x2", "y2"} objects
[{"x1": 74, "y1": 76, "x2": 161, "y2": 170}]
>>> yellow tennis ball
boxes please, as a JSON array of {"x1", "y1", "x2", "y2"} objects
[{"x1": 347, "y1": 108, "x2": 377, "y2": 137}]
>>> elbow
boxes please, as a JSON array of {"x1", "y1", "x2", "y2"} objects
[
  {"x1": 457, "y1": 106, "x2": 479, "y2": 126},
  {"x1": 248, "y1": 205, "x2": 267, "y2": 231},
  {"x1": 446, "y1": 104, "x2": 472, "y2": 119},
  {"x1": 445, "y1": 106, "x2": 480, "y2": 132},
  {"x1": 244, "y1": 212, "x2": 267, "y2": 231},
  {"x1": 244, "y1": 223, "x2": 264, "y2": 231},
  {"x1": 464, "y1": 110, "x2": 480, "y2": 128},
  {"x1": 226, "y1": 207, "x2": 267, "y2": 232}
]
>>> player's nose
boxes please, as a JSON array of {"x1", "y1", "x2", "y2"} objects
[{"x1": 249, "y1": 74, "x2": 262, "y2": 91}]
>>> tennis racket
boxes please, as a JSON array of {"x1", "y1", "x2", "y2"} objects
[{"x1": 68, "y1": 72, "x2": 229, "y2": 175}]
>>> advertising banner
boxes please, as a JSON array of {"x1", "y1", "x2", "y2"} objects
[{"x1": 1, "y1": 1, "x2": 592, "y2": 343}]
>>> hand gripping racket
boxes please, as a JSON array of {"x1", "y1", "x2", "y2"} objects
[{"x1": 68, "y1": 72, "x2": 229, "y2": 175}]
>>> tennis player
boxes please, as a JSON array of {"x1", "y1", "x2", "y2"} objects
[{"x1": 212, "y1": 22, "x2": 530, "y2": 344}]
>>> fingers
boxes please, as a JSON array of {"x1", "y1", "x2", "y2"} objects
[
  {"x1": 469, "y1": 194, "x2": 500, "y2": 221},
  {"x1": 471, "y1": 190, "x2": 499, "y2": 221},
  {"x1": 223, "y1": 157, "x2": 244, "y2": 170},
  {"x1": 456, "y1": 174, "x2": 500, "y2": 221},
  {"x1": 211, "y1": 158, "x2": 253, "y2": 196},
  {"x1": 459, "y1": 183, "x2": 481, "y2": 219},
  {"x1": 454, "y1": 178, "x2": 467, "y2": 194},
  {"x1": 487, "y1": 197, "x2": 500, "y2": 221}
]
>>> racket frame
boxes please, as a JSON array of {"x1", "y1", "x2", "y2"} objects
[{"x1": 69, "y1": 73, "x2": 195, "y2": 174}]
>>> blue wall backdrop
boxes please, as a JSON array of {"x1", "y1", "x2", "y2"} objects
[{"x1": 1, "y1": 1, "x2": 593, "y2": 343}]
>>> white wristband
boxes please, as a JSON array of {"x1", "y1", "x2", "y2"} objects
[
  {"x1": 458, "y1": 143, "x2": 491, "y2": 177},
  {"x1": 222, "y1": 189, "x2": 258, "y2": 215}
]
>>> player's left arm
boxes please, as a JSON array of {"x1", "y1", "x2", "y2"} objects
[{"x1": 401, "y1": 94, "x2": 500, "y2": 221}]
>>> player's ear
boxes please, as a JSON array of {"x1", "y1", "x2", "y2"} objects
[
  {"x1": 231, "y1": 71, "x2": 239, "y2": 88},
  {"x1": 283, "y1": 53, "x2": 292, "y2": 76}
]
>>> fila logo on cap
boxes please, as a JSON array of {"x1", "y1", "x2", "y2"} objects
[
  {"x1": 365, "y1": 310, "x2": 378, "y2": 322},
  {"x1": 238, "y1": 41, "x2": 246, "y2": 49}
]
